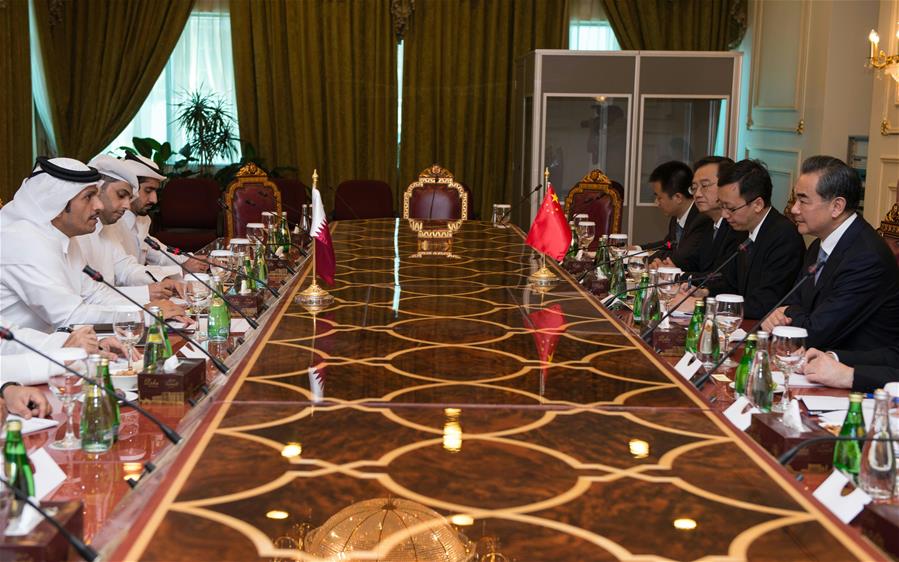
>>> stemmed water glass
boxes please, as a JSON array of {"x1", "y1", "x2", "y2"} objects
[
  {"x1": 186, "y1": 274, "x2": 211, "y2": 339},
  {"x1": 113, "y1": 306, "x2": 145, "y2": 374},
  {"x1": 246, "y1": 222, "x2": 265, "y2": 246},
  {"x1": 48, "y1": 349, "x2": 87, "y2": 450},
  {"x1": 627, "y1": 255, "x2": 647, "y2": 283},
  {"x1": 572, "y1": 213, "x2": 589, "y2": 228},
  {"x1": 657, "y1": 267, "x2": 682, "y2": 321},
  {"x1": 209, "y1": 249, "x2": 234, "y2": 285},
  {"x1": 575, "y1": 220, "x2": 595, "y2": 257},
  {"x1": 771, "y1": 326, "x2": 807, "y2": 413},
  {"x1": 608, "y1": 234, "x2": 628, "y2": 261},
  {"x1": 715, "y1": 294, "x2": 744, "y2": 367}
]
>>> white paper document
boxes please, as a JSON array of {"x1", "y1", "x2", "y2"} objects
[
  {"x1": 230, "y1": 318, "x2": 252, "y2": 333},
  {"x1": 30, "y1": 448, "x2": 67, "y2": 500},
  {"x1": 2, "y1": 415, "x2": 59, "y2": 436},
  {"x1": 772, "y1": 372, "x2": 822, "y2": 388},
  {"x1": 812, "y1": 470, "x2": 872, "y2": 524},
  {"x1": 723, "y1": 396, "x2": 760, "y2": 431}
]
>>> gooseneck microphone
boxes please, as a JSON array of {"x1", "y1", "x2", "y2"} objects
[
  {"x1": 499, "y1": 184, "x2": 543, "y2": 222},
  {"x1": 141, "y1": 239, "x2": 260, "y2": 329},
  {"x1": 159, "y1": 242, "x2": 281, "y2": 299},
  {"x1": 693, "y1": 259, "x2": 827, "y2": 389},
  {"x1": 778, "y1": 435, "x2": 898, "y2": 466},
  {"x1": 0, "y1": 474, "x2": 98, "y2": 561},
  {"x1": 640, "y1": 239, "x2": 752, "y2": 341},
  {"x1": 82, "y1": 265, "x2": 231, "y2": 374},
  {"x1": 604, "y1": 273, "x2": 720, "y2": 302},
  {"x1": 0, "y1": 326, "x2": 182, "y2": 445},
  {"x1": 577, "y1": 241, "x2": 676, "y2": 283},
  {"x1": 217, "y1": 197, "x2": 308, "y2": 262}
]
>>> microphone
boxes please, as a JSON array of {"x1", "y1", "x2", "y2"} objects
[
  {"x1": 0, "y1": 325, "x2": 182, "y2": 445},
  {"x1": 0, "y1": 474, "x2": 98, "y2": 561},
  {"x1": 141, "y1": 239, "x2": 260, "y2": 328},
  {"x1": 778, "y1": 435, "x2": 898, "y2": 466},
  {"x1": 159, "y1": 242, "x2": 281, "y2": 299},
  {"x1": 640, "y1": 239, "x2": 752, "y2": 340},
  {"x1": 577, "y1": 241, "x2": 676, "y2": 283},
  {"x1": 82, "y1": 265, "x2": 231, "y2": 374},
  {"x1": 499, "y1": 184, "x2": 543, "y2": 222},
  {"x1": 693, "y1": 259, "x2": 827, "y2": 389},
  {"x1": 218, "y1": 196, "x2": 308, "y2": 260},
  {"x1": 601, "y1": 273, "x2": 721, "y2": 305}
]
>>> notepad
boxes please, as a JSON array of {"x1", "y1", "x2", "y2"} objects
[
  {"x1": 1, "y1": 415, "x2": 59, "y2": 436},
  {"x1": 772, "y1": 372, "x2": 822, "y2": 388}
]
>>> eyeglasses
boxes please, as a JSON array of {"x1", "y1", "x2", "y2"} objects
[
  {"x1": 719, "y1": 201, "x2": 750, "y2": 214},
  {"x1": 689, "y1": 182, "x2": 714, "y2": 196}
]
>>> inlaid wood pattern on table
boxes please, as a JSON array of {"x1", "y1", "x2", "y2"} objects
[{"x1": 118, "y1": 220, "x2": 883, "y2": 561}]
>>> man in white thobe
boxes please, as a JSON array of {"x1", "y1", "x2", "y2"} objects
[
  {"x1": 101, "y1": 153, "x2": 206, "y2": 272},
  {"x1": 0, "y1": 157, "x2": 182, "y2": 332}
]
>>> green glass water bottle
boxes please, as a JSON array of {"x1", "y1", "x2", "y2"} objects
[
  {"x1": 610, "y1": 258, "x2": 627, "y2": 297},
  {"x1": 3, "y1": 419, "x2": 35, "y2": 517},
  {"x1": 733, "y1": 333, "x2": 757, "y2": 396},
  {"x1": 255, "y1": 243, "x2": 268, "y2": 285},
  {"x1": 207, "y1": 274, "x2": 231, "y2": 341},
  {"x1": 143, "y1": 305, "x2": 166, "y2": 373},
  {"x1": 833, "y1": 392, "x2": 867, "y2": 480},
  {"x1": 632, "y1": 272, "x2": 650, "y2": 324},
  {"x1": 641, "y1": 269, "x2": 661, "y2": 328},
  {"x1": 746, "y1": 331, "x2": 773, "y2": 412},
  {"x1": 98, "y1": 356, "x2": 120, "y2": 441},
  {"x1": 280, "y1": 212, "x2": 291, "y2": 254},
  {"x1": 595, "y1": 235, "x2": 611, "y2": 278},
  {"x1": 684, "y1": 299, "x2": 706, "y2": 354}
]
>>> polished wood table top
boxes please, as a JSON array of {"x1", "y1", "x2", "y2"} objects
[{"x1": 107, "y1": 219, "x2": 883, "y2": 561}]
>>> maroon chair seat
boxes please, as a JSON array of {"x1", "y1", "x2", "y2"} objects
[
  {"x1": 333, "y1": 180, "x2": 394, "y2": 220},
  {"x1": 563, "y1": 169, "x2": 623, "y2": 250},
  {"x1": 407, "y1": 184, "x2": 464, "y2": 220},
  {"x1": 154, "y1": 178, "x2": 219, "y2": 252},
  {"x1": 228, "y1": 184, "x2": 279, "y2": 238},
  {"x1": 272, "y1": 178, "x2": 308, "y2": 226}
]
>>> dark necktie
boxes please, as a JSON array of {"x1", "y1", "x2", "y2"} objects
[
  {"x1": 675, "y1": 223, "x2": 684, "y2": 244},
  {"x1": 815, "y1": 247, "x2": 828, "y2": 285}
]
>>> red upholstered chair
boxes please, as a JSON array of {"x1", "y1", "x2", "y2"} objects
[
  {"x1": 564, "y1": 169, "x2": 622, "y2": 249},
  {"x1": 878, "y1": 191, "x2": 899, "y2": 265},
  {"x1": 153, "y1": 177, "x2": 219, "y2": 252},
  {"x1": 224, "y1": 163, "x2": 282, "y2": 239},
  {"x1": 333, "y1": 180, "x2": 394, "y2": 220},
  {"x1": 402, "y1": 164, "x2": 469, "y2": 221},
  {"x1": 272, "y1": 178, "x2": 308, "y2": 226}
]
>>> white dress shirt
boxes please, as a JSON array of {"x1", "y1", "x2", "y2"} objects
[
  {"x1": 105, "y1": 211, "x2": 188, "y2": 267},
  {"x1": 78, "y1": 228, "x2": 156, "y2": 304},
  {"x1": 748, "y1": 207, "x2": 773, "y2": 242},
  {"x1": 0, "y1": 220, "x2": 131, "y2": 332},
  {"x1": 819, "y1": 213, "x2": 857, "y2": 257},
  {"x1": 0, "y1": 325, "x2": 69, "y2": 384},
  {"x1": 677, "y1": 202, "x2": 694, "y2": 229}
]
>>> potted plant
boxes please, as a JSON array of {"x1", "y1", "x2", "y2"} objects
[{"x1": 173, "y1": 89, "x2": 239, "y2": 175}]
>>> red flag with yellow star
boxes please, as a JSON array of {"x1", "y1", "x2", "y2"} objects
[{"x1": 526, "y1": 184, "x2": 571, "y2": 261}]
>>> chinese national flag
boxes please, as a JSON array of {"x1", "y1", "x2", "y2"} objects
[
  {"x1": 525, "y1": 184, "x2": 571, "y2": 261},
  {"x1": 527, "y1": 304, "x2": 567, "y2": 394}
]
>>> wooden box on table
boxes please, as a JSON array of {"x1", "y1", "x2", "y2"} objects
[
  {"x1": 0, "y1": 501, "x2": 83, "y2": 562},
  {"x1": 138, "y1": 358, "x2": 206, "y2": 404}
]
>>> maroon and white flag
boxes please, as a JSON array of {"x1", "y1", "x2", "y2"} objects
[{"x1": 310, "y1": 186, "x2": 336, "y2": 285}]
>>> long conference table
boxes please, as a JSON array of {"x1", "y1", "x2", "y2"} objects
[{"x1": 71, "y1": 218, "x2": 887, "y2": 560}]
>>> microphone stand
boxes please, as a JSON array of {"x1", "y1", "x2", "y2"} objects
[
  {"x1": 0, "y1": 326, "x2": 182, "y2": 445},
  {"x1": 693, "y1": 259, "x2": 826, "y2": 389},
  {"x1": 0, "y1": 475, "x2": 98, "y2": 562},
  {"x1": 142, "y1": 239, "x2": 260, "y2": 329},
  {"x1": 82, "y1": 266, "x2": 230, "y2": 375},
  {"x1": 640, "y1": 239, "x2": 752, "y2": 341},
  {"x1": 576, "y1": 242, "x2": 674, "y2": 284},
  {"x1": 499, "y1": 184, "x2": 543, "y2": 223},
  {"x1": 163, "y1": 244, "x2": 281, "y2": 299},
  {"x1": 778, "y1": 435, "x2": 897, "y2": 465}
]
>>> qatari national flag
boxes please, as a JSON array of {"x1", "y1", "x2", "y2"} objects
[{"x1": 310, "y1": 186, "x2": 336, "y2": 285}]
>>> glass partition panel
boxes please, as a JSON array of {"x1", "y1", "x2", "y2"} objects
[{"x1": 544, "y1": 95, "x2": 630, "y2": 229}]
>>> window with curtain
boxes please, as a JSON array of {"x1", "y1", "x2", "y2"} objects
[
  {"x1": 568, "y1": 0, "x2": 620, "y2": 51},
  {"x1": 104, "y1": 7, "x2": 239, "y2": 164}
]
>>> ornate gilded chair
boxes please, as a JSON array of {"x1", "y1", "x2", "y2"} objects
[
  {"x1": 403, "y1": 164, "x2": 469, "y2": 221},
  {"x1": 878, "y1": 192, "x2": 899, "y2": 265},
  {"x1": 225, "y1": 163, "x2": 282, "y2": 239},
  {"x1": 564, "y1": 169, "x2": 623, "y2": 246}
]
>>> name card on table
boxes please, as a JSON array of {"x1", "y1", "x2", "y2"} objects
[
  {"x1": 723, "y1": 396, "x2": 760, "y2": 431},
  {"x1": 674, "y1": 352, "x2": 703, "y2": 380},
  {"x1": 813, "y1": 470, "x2": 872, "y2": 524},
  {"x1": 30, "y1": 448, "x2": 67, "y2": 501}
]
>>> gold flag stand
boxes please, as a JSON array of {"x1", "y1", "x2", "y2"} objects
[
  {"x1": 296, "y1": 169, "x2": 334, "y2": 312},
  {"x1": 528, "y1": 167, "x2": 559, "y2": 289}
]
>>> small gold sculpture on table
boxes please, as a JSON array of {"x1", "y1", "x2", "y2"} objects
[{"x1": 295, "y1": 169, "x2": 334, "y2": 312}]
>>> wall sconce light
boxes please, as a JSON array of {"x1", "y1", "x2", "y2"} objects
[{"x1": 868, "y1": 27, "x2": 899, "y2": 82}]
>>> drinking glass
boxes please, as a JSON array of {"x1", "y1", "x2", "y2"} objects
[
  {"x1": 186, "y1": 274, "x2": 211, "y2": 339},
  {"x1": 771, "y1": 326, "x2": 807, "y2": 413},
  {"x1": 575, "y1": 220, "x2": 595, "y2": 255},
  {"x1": 246, "y1": 222, "x2": 265, "y2": 246},
  {"x1": 113, "y1": 307, "x2": 144, "y2": 374},
  {"x1": 657, "y1": 267, "x2": 682, "y2": 319},
  {"x1": 627, "y1": 255, "x2": 647, "y2": 283},
  {"x1": 572, "y1": 213, "x2": 589, "y2": 228},
  {"x1": 209, "y1": 249, "x2": 233, "y2": 283},
  {"x1": 301, "y1": 204, "x2": 313, "y2": 232},
  {"x1": 261, "y1": 211, "x2": 276, "y2": 231},
  {"x1": 48, "y1": 349, "x2": 87, "y2": 450},
  {"x1": 715, "y1": 294, "x2": 744, "y2": 368},
  {"x1": 608, "y1": 234, "x2": 628, "y2": 261},
  {"x1": 228, "y1": 238, "x2": 251, "y2": 257},
  {"x1": 491, "y1": 204, "x2": 511, "y2": 227}
]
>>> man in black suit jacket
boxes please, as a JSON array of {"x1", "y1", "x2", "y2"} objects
[
  {"x1": 764, "y1": 156, "x2": 899, "y2": 350},
  {"x1": 803, "y1": 346, "x2": 899, "y2": 393},
  {"x1": 688, "y1": 156, "x2": 748, "y2": 275},
  {"x1": 645, "y1": 161, "x2": 712, "y2": 271},
  {"x1": 711, "y1": 159, "x2": 806, "y2": 320}
]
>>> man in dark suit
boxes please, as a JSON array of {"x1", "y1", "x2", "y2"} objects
[
  {"x1": 712, "y1": 159, "x2": 806, "y2": 320},
  {"x1": 645, "y1": 160, "x2": 712, "y2": 271},
  {"x1": 763, "y1": 156, "x2": 899, "y2": 350},
  {"x1": 689, "y1": 156, "x2": 747, "y2": 275},
  {"x1": 803, "y1": 346, "x2": 899, "y2": 393}
]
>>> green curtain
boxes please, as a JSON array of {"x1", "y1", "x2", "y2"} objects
[
  {"x1": 0, "y1": 0, "x2": 32, "y2": 204},
  {"x1": 230, "y1": 0, "x2": 397, "y2": 207},
  {"x1": 400, "y1": 0, "x2": 569, "y2": 218},
  {"x1": 32, "y1": 0, "x2": 194, "y2": 161},
  {"x1": 601, "y1": 0, "x2": 747, "y2": 50}
]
